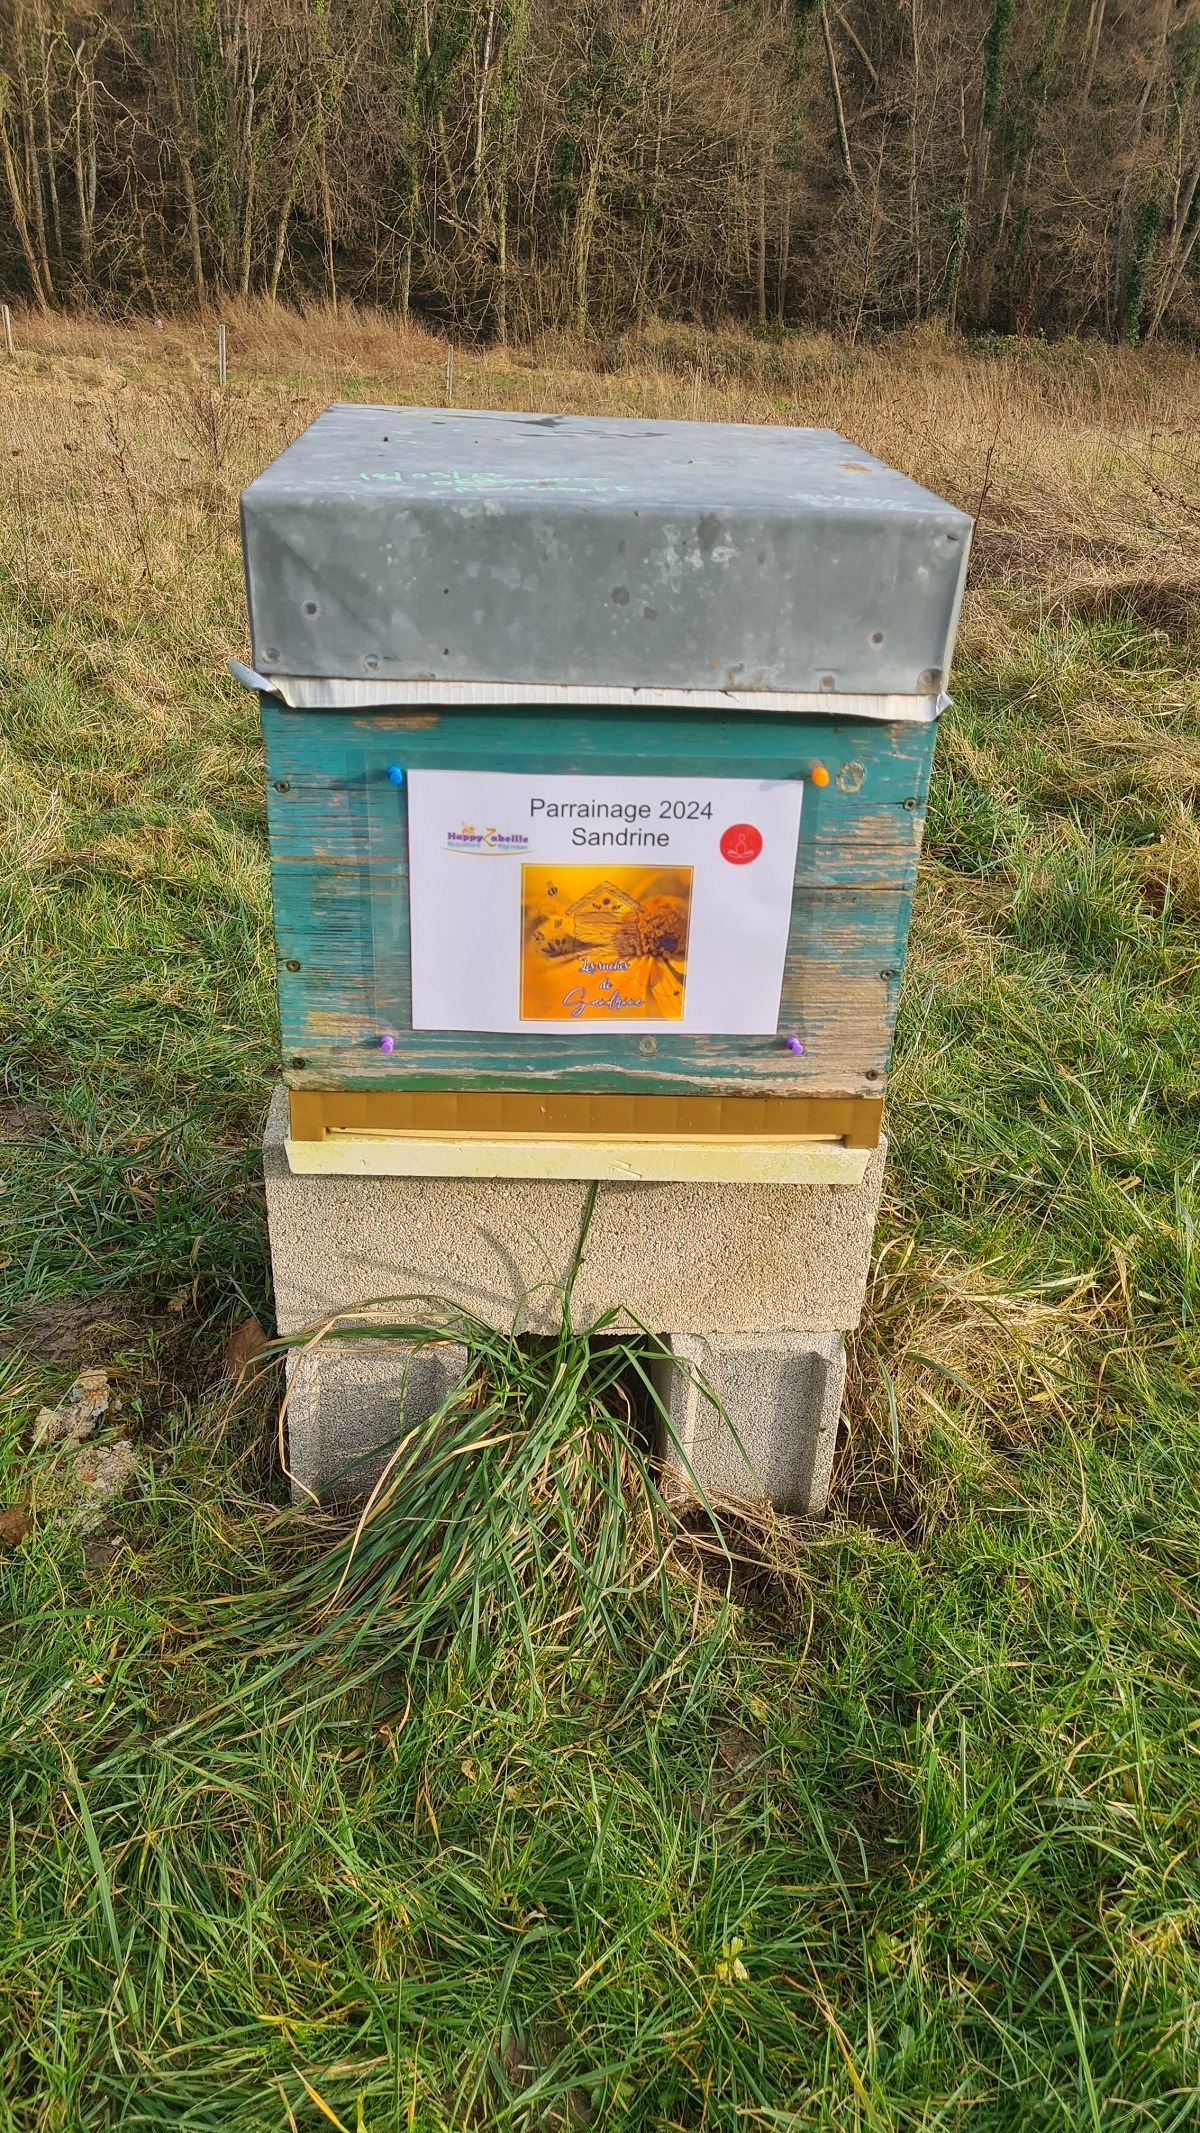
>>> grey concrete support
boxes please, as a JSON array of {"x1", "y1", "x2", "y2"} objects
[
  {"x1": 263, "y1": 1089, "x2": 884, "y2": 1338},
  {"x1": 651, "y1": 1331, "x2": 846, "y2": 1515},
  {"x1": 263, "y1": 1088, "x2": 883, "y2": 1514},
  {"x1": 283, "y1": 1338, "x2": 467, "y2": 1504}
]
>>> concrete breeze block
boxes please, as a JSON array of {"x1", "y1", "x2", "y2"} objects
[
  {"x1": 651, "y1": 1331, "x2": 846, "y2": 1514},
  {"x1": 263, "y1": 1088, "x2": 885, "y2": 1339},
  {"x1": 283, "y1": 1337, "x2": 468, "y2": 1503},
  {"x1": 264, "y1": 1089, "x2": 883, "y2": 1511}
]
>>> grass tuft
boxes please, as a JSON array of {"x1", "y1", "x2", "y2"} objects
[{"x1": 216, "y1": 1279, "x2": 730, "y2": 1717}]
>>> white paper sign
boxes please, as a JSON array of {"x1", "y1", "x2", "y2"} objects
[{"x1": 406, "y1": 769, "x2": 802, "y2": 1035}]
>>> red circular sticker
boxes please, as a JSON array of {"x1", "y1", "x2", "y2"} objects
[{"x1": 719, "y1": 822, "x2": 763, "y2": 865}]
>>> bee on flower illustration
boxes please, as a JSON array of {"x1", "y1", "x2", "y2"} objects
[{"x1": 520, "y1": 866, "x2": 692, "y2": 1022}]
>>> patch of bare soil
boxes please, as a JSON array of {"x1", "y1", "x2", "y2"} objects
[
  {"x1": 5, "y1": 1288, "x2": 270, "y2": 1456},
  {"x1": 8, "y1": 1295, "x2": 141, "y2": 1365},
  {"x1": 0, "y1": 1102, "x2": 54, "y2": 1142}
]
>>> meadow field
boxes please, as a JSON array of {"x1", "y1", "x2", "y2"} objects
[{"x1": 2, "y1": 305, "x2": 1200, "y2": 2128}]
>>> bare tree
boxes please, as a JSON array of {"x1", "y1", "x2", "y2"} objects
[{"x1": 1, "y1": 0, "x2": 1199, "y2": 340}]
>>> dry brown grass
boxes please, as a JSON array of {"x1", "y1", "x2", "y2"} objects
[
  {"x1": 3, "y1": 298, "x2": 1200, "y2": 617},
  {"x1": 840, "y1": 1237, "x2": 1110, "y2": 1536},
  {"x1": 2, "y1": 299, "x2": 1197, "y2": 1533}
]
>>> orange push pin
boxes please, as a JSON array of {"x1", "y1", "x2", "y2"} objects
[{"x1": 809, "y1": 762, "x2": 830, "y2": 786}]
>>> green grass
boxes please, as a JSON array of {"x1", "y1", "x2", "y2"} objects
[{"x1": 2, "y1": 333, "x2": 1200, "y2": 2127}]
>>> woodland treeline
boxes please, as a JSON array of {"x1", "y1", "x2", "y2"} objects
[{"x1": 2, "y1": 0, "x2": 1199, "y2": 342}]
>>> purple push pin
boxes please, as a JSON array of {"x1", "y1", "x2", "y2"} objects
[
  {"x1": 785, "y1": 1033, "x2": 804, "y2": 1056},
  {"x1": 378, "y1": 1033, "x2": 395, "y2": 1054}
]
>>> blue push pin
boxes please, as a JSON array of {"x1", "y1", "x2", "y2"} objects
[{"x1": 386, "y1": 764, "x2": 405, "y2": 786}]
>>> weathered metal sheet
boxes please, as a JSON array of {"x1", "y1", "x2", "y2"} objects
[
  {"x1": 230, "y1": 662, "x2": 943, "y2": 724},
  {"x1": 240, "y1": 408, "x2": 972, "y2": 698}
]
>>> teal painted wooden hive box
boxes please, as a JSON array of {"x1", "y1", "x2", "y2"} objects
[{"x1": 237, "y1": 406, "x2": 971, "y2": 1185}]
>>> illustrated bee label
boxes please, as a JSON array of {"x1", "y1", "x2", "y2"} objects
[
  {"x1": 520, "y1": 865, "x2": 692, "y2": 1022},
  {"x1": 405, "y1": 769, "x2": 803, "y2": 1036}
]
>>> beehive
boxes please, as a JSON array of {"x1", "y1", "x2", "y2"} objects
[{"x1": 238, "y1": 406, "x2": 971, "y2": 1180}]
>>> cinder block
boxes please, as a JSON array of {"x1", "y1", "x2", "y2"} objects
[
  {"x1": 264, "y1": 1089, "x2": 879, "y2": 1511},
  {"x1": 651, "y1": 1331, "x2": 846, "y2": 1515},
  {"x1": 283, "y1": 1337, "x2": 467, "y2": 1504},
  {"x1": 263, "y1": 1087, "x2": 885, "y2": 1338}
]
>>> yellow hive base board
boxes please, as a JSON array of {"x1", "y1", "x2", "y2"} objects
[
  {"x1": 287, "y1": 1088, "x2": 884, "y2": 1149},
  {"x1": 284, "y1": 1131, "x2": 871, "y2": 1185}
]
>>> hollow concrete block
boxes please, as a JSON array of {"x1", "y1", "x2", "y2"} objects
[
  {"x1": 283, "y1": 1338, "x2": 467, "y2": 1504},
  {"x1": 651, "y1": 1331, "x2": 846, "y2": 1515}
]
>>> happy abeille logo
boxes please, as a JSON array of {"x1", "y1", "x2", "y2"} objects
[{"x1": 445, "y1": 820, "x2": 530, "y2": 855}]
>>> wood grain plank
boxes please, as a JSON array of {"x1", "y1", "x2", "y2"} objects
[{"x1": 262, "y1": 702, "x2": 936, "y2": 1098}]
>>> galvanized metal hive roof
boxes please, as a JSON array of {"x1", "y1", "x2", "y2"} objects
[{"x1": 239, "y1": 405, "x2": 972, "y2": 708}]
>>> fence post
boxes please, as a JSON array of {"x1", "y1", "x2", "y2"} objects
[
  {"x1": 445, "y1": 345, "x2": 454, "y2": 405},
  {"x1": 217, "y1": 323, "x2": 227, "y2": 387},
  {"x1": 2, "y1": 306, "x2": 13, "y2": 357}
]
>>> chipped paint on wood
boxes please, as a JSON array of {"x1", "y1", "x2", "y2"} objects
[{"x1": 263, "y1": 701, "x2": 936, "y2": 1098}]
